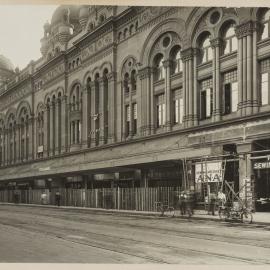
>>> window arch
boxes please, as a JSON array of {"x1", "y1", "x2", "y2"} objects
[
  {"x1": 153, "y1": 54, "x2": 165, "y2": 81},
  {"x1": 198, "y1": 34, "x2": 212, "y2": 64},
  {"x1": 222, "y1": 24, "x2": 237, "y2": 55},
  {"x1": 261, "y1": 10, "x2": 270, "y2": 40},
  {"x1": 170, "y1": 46, "x2": 182, "y2": 75}
]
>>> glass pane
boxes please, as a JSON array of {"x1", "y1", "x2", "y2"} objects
[
  {"x1": 162, "y1": 104, "x2": 166, "y2": 125},
  {"x1": 225, "y1": 27, "x2": 235, "y2": 38},
  {"x1": 208, "y1": 47, "x2": 213, "y2": 61},
  {"x1": 126, "y1": 106, "x2": 130, "y2": 121},
  {"x1": 231, "y1": 82, "x2": 238, "y2": 112},
  {"x1": 231, "y1": 37, "x2": 237, "y2": 51},
  {"x1": 264, "y1": 10, "x2": 270, "y2": 21},
  {"x1": 262, "y1": 23, "x2": 269, "y2": 40},
  {"x1": 224, "y1": 39, "x2": 230, "y2": 54},
  {"x1": 202, "y1": 49, "x2": 207, "y2": 63},
  {"x1": 206, "y1": 88, "x2": 211, "y2": 117},
  {"x1": 180, "y1": 98, "x2": 183, "y2": 124},
  {"x1": 261, "y1": 73, "x2": 269, "y2": 105},
  {"x1": 175, "y1": 99, "x2": 179, "y2": 123}
]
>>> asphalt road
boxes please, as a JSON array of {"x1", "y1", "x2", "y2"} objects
[{"x1": 0, "y1": 204, "x2": 270, "y2": 264}]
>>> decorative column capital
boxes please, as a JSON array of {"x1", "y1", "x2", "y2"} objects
[
  {"x1": 162, "y1": 59, "x2": 173, "y2": 68},
  {"x1": 180, "y1": 48, "x2": 195, "y2": 62},
  {"x1": 235, "y1": 21, "x2": 255, "y2": 38},
  {"x1": 210, "y1": 37, "x2": 223, "y2": 48},
  {"x1": 138, "y1": 67, "x2": 152, "y2": 80},
  {"x1": 106, "y1": 71, "x2": 117, "y2": 81}
]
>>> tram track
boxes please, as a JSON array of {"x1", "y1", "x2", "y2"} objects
[{"x1": 0, "y1": 213, "x2": 270, "y2": 264}]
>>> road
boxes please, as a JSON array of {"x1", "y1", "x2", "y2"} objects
[{"x1": 0, "y1": 204, "x2": 270, "y2": 264}]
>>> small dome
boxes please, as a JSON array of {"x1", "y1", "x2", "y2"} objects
[
  {"x1": 0, "y1": 55, "x2": 14, "y2": 71},
  {"x1": 51, "y1": 5, "x2": 80, "y2": 26},
  {"x1": 79, "y1": 6, "x2": 89, "y2": 19}
]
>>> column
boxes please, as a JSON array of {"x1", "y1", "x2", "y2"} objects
[
  {"x1": 210, "y1": 38, "x2": 222, "y2": 122},
  {"x1": 55, "y1": 99, "x2": 59, "y2": 154},
  {"x1": 99, "y1": 78, "x2": 105, "y2": 145},
  {"x1": 90, "y1": 81, "x2": 97, "y2": 147},
  {"x1": 193, "y1": 49, "x2": 199, "y2": 126},
  {"x1": 237, "y1": 142, "x2": 253, "y2": 202},
  {"x1": 28, "y1": 116, "x2": 34, "y2": 160},
  {"x1": 49, "y1": 102, "x2": 54, "y2": 156},
  {"x1": 107, "y1": 72, "x2": 116, "y2": 143},
  {"x1": 181, "y1": 48, "x2": 194, "y2": 128},
  {"x1": 163, "y1": 60, "x2": 172, "y2": 132},
  {"x1": 61, "y1": 95, "x2": 67, "y2": 153},
  {"x1": 138, "y1": 67, "x2": 151, "y2": 136},
  {"x1": 43, "y1": 105, "x2": 48, "y2": 157},
  {"x1": 235, "y1": 21, "x2": 255, "y2": 117},
  {"x1": 15, "y1": 124, "x2": 20, "y2": 163},
  {"x1": 82, "y1": 85, "x2": 90, "y2": 148},
  {"x1": 128, "y1": 79, "x2": 133, "y2": 137},
  {"x1": 149, "y1": 69, "x2": 154, "y2": 134}
]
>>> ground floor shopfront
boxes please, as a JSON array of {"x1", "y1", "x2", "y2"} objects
[{"x1": 1, "y1": 115, "x2": 270, "y2": 211}]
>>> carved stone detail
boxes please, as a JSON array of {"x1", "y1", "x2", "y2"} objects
[
  {"x1": 138, "y1": 67, "x2": 152, "y2": 80},
  {"x1": 235, "y1": 21, "x2": 255, "y2": 38}
]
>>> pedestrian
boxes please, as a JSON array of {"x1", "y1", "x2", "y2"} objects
[
  {"x1": 55, "y1": 191, "x2": 61, "y2": 207},
  {"x1": 217, "y1": 190, "x2": 226, "y2": 207},
  {"x1": 179, "y1": 191, "x2": 187, "y2": 215},
  {"x1": 41, "y1": 191, "x2": 47, "y2": 205},
  {"x1": 208, "y1": 192, "x2": 217, "y2": 216}
]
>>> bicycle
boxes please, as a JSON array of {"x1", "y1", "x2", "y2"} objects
[{"x1": 154, "y1": 201, "x2": 175, "y2": 217}]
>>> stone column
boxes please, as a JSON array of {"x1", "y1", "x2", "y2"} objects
[
  {"x1": 107, "y1": 72, "x2": 116, "y2": 143},
  {"x1": 54, "y1": 99, "x2": 60, "y2": 154},
  {"x1": 138, "y1": 67, "x2": 151, "y2": 136},
  {"x1": 237, "y1": 142, "x2": 253, "y2": 202},
  {"x1": 15, "y1": 124, "x2": 20, "y2": 163},
  {"x1": 181, "y1": 48, "x2": 194, "y2": 128},
  {"x1": 82, "y1": 85, "x2": 90, "y2": 148},
  {"x1": 163, "y1": 60, "x2": 172, "y2": 132},
  {"x1": 128, "y1": 80, "x2": 133, "y2": 137},
  {"x1": 43, "y1": 105, "x2": 49, "y2": 157},
  {"x1": 90, "y1": 81, "x2": 97, "y2": 147},
  {"x1": 235, "y1": 21, "x2": 256, "y2": 116},
  {"x1": 193, "y1": 49, "x2": 199, "y2": 126},
  {"x1": 149, "y1": 69, "x2": 155, "y2": 134},
  {"x1": 210, "y1": 38, "x2": 222, "y2": 122},
  {"x1": 99, "y1": 78, "x2": 105, "y2": 145},
  {"x1": 61, "y1": 95, "x2": 67, "y2": 153},
  {"x1": 49, "y1": 102, "x2": 54, "y2": 156},
  {"x1": 28, "y1": 116, "x2": 34, "y2": 160}
]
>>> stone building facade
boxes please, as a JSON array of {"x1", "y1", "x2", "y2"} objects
[{"x1": 0, "y1": 6, "x2": 270, "y2": 208}]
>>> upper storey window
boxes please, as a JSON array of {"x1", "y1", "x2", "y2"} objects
[
  {"x1": 262, "y1": 10, "x2": 270, "y2": 40},
  {"x1": 199, "y1": 35, "x2": 213, "y2": 64},
  {"x1": 154, "y1": 54, "x2": 165, "y2": 81},
  {"x1": 170, "y1": 47, "x2": 182, "y2": 75},
  {"x1": 223, "y1": 25, "x2": 237, "y2": 54}
]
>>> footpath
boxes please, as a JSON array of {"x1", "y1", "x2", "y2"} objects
[{"x1": 1, "y1": 202, "x2": 270, "y2": 226}]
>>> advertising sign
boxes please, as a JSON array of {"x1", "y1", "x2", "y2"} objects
[{"x1": 195, "y1": 161, "x2": 223, "y2": 183}]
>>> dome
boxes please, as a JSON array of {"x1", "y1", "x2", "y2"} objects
[
  {"x1": 0, "y1": 55, "x2": 14, "y2": 71},
  {"x1": 51, "y1": 5, "x2": 80, "y2": 26}
]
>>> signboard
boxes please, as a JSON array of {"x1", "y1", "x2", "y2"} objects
[
  {"x1": 195, "y1": 161, "x2": 223, "y2": 183},
  {"x1": 254, "y1": 161, "x2": 270, "y2": 169},
  {"x1": 37, "y1": 145, "x2": 44, "y2": 153}
]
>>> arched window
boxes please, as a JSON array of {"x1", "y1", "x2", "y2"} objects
[
  {"x1": 154, "y1": 54, "x2": 165, "y2": 81},
  {"x1": 124, "y1": 28, "x2": 128, "y2": 39},
  {"x1": 223, "y1": 25, "x2": 237, "y2": 55},
  {"x1": 170, "y1": 47, "x2": 182, "y2": 75},
  {"x1": 262, "y1": 10, "x2": 270, "y2": 40},
  {"x1": 124, "y1": 73, "x2": 130, "y2": 94},
  {"x1": 200, "y1": 35, "x2": 212, "y2": 63},
  {"x1": 131, "y1": 70, "x2": 137, "y2": 91}
]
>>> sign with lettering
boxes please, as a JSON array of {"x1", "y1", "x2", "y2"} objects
[
  {"x1": 254, "y1": 161, "x2": 270, "y2": 169},
  {"x1": 195, "y1": 161, "x2": 223, "y2": 183}
]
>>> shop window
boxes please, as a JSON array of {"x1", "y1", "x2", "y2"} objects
[
  {"x1": 156, "y1": 94, "x2": 165, "y2": 127},
  {"x1": 261, "y1": 73, "x2": 269, "y2": 105},
  {"x1": 262, "y1": 10, "x2": 270, "y2": 40}
]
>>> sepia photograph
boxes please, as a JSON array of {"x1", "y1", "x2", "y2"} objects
[{"x1": 0, "y1": 0, "x2": 270, "y2": 266}]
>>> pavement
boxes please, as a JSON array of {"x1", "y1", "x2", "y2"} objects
[{"x1": 1, "y1": 202, "x2": 270, "y2": 226}]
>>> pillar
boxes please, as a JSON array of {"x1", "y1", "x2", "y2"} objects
[
  {"x1": 107, "y1": 72, "x2": 116, "y2": 143},
  {"x1": 49, "y1": 102, "x2": 54, "y2": 156},
  {"x1": 61, "y1": 95, "x2": 67, "y2": 153},
  {"x1": 15, "y1": 124, "x2": 20, "y2": 163},
  {"x1": 235, "y1": 21, "x2": 256, "y2": 116},
  {"x1": 99, "y1": 78, "x2": 105, "y2": 145},
  {"x1": 55, "y1": 99, "x2": 59, "y2": 154},
  {"x1": 44, "y1": 105, "x2": 49, "y2": 157},
  {"x1": 82, "y1": 85, "x2": 90, "y2": 148},
  {"x1": 90, "y1": 81, "x2": 97, "y2": 147},
  {"x1": 163, "y1": 60, "x2": 172, "y2": 131},
  {"x1": 237, "y1": 142, "x2": 254, "y2": 202},
  {"x1": 28, "y1": 116, "x2": 34, "y2": 160},
  {"x1": 210, "y1": 38, "x2": 222, "y2": 122}
]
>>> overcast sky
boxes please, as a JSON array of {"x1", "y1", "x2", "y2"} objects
[{"x1": 0, "y1": 5, "x2": 57, "y2": 70}]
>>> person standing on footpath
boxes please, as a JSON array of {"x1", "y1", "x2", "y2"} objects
[{"x1": 55, "y1": 191, "x2": 61, "y2": 207}]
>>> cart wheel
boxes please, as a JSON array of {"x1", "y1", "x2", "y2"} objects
[{"x1": 241, "y1": 211, "x2": 253, "y2": 224}]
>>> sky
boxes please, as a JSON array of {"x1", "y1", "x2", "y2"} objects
[{"x1": 0, "y1": 5, "x2": 57, "y2": 70}]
